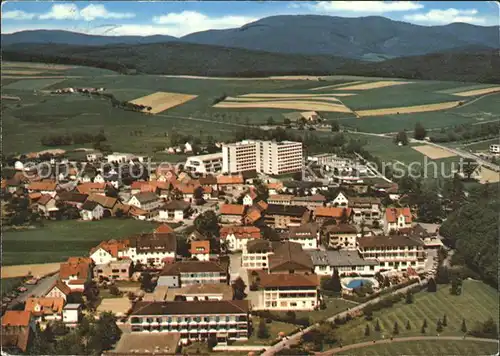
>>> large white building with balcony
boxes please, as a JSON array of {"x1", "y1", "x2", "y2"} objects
[
  {"x1": 185, "y1": 152, "x2": 223, "y2": 174},
  {"x1": 222, "y1": 140, "x2": 303, "y2": 175},
  {"x1": 357, "y1": 234, "x2": 426, "y2": 271},
  {"x1": 254, "y1": 273, "x2": 319, "y2": 311},
  {"x1": 128, "y1": 300, "x2": 250, "y2": 344}
]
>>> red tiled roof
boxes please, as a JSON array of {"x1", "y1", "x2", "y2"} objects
[
  {"x1": 190, "y1": 240, "x2": 210, "y2": 255},
  {"x1": 266, "y1": 182, "x2": 283, "y2": 190},
  {"x1": 90, "y1": 240, "x2": 129, "y2": 258},
  {"x1": 25, "y1": 298, "x2": 64, "y2": 316},
  {"x1": 37, "y1": 194, "x2": 54, "y2": 206},
  {"x1": 27, "y1": 181, "x2": 57, "y2": 191},
  {"x1": 256, "y1": 200, "x2": 268, "y2": 211},
  {"x1": 155, "y1": 224, "x2": 174, "y2": 234},
  {"x1": 1, "y1": 311, "x2": 31, "y2": 327},
  {"x1": 60, "y1": 259, "x2": 90, "y2": 280},
  {"x1": 259, "y1": 273, "x2": 319, "y2": 288},
  {"x1": 28, "y1": 192, "x2": 42, "y2": 201},
  {"x1": 47, "y1": 280, "x2": 71, "y2": 296},
  {"x1": 76, "y1": 182, "x2": 107, "y2": 195},
  {"x1": 315, "y1": 207, "x2": 352, "y2": 218},
  {"x1": 385, "y1": 207, "x2": 412, "y2": 223},
  {"x1": 220, "y1": 226, "x2": 261, "y2": 239},
  {"x1": 245, "y1": 209, "x2": 262, "y2": 223},
  {"x1": 217, "y1": 175, "x2": 244, "y2": 185},
  {"x1": 219, "y1": 204, "x2": 246, "y2": 216}
]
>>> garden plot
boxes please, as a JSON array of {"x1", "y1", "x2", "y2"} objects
[
  {"x1": 412, "y1": 145, "x2": 457, "y2": 159},
  {"x1": 129, "y1": 91, "x2": 198, "y2": 114},
  {"x1": 214, "y1": 99, "x2": 352, "y2": 112},
  {"x1": 335, "y1": 80, "x2": 412, "y2": 90},
  {"x1": 356, "y1": 101, "x2": 462, "y2": 117}
]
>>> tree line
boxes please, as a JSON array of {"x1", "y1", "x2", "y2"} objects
[{"x1": 41, "y1": 131, "x2": 107, "y2": 147}]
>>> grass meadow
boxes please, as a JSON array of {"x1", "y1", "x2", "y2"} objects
[
  {"x1": 344, "y1": 339, "x2": 499, "y2": 356},
  {"x1": 2, "y1": 66, "x2": 498, "y2": 155},
  {"x1": 2, "y1": 219, "x2": 157, "y2": 265},
  {"x1": 332, "y1": 280, "x2": 499, "y2": 346}
]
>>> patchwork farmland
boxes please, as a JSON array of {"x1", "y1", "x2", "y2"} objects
[{"x1": 1, "y1": 61, "x2": 499, "y2": 156}]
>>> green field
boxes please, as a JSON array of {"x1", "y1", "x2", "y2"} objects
[
  {"x1": 459, "y1": 138, "x2": 499, "y2": 151},
  {"x1": 2, "y1": 219, "x2": 158, "y2": 265},
  {"x1": 343, "y1": 339, "x2": 499, "y2": 356},
  {"x1": 2, "y1": 64, "x2": 499, "y2": 155},
  {"x1": 1, "y1": 277, "x2": 24, "y2": 297},
  {"x1": 332, "y1": 280, "x2": 499, "y2": 346}
]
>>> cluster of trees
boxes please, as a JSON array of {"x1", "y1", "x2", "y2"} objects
[
  {"x1": 252, "y1": 310, "x2": 310, "y2": 327},
  {"x1": 212, "y1": 93, "x2": 227, "y2": 105},
  {"x1": 2, "y1": 194, "x2": 42, "y2": 227},
  {"x1": 439, "y1": 190, "x2": 498, "y2": 287},
  {"x1": 321, "y1": 268, "x2": 342, "y2": 293},
  {"x1": 301, "y1": 322, "x2": 337, "y2": 351},
  {"x1": 29, "y1": 312, "x2": 121, "y2": 355},
  {"x1": 41, "y1": 131, "x2": 107, "y2": 147},
  {"x1": 92, "y1": 92, "x2": 151, "y2": 113},
  {"x1": 429, "y1": 122, "x2": 500, "y2": 143}
]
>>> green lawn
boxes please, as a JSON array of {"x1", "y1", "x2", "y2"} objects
[
  {"x1": 2, "y1": 219, "x2": 158, "y2": 265},
  {"x1": 457, "y1": 138, "x2": 499, "y2": 151},
  {"x1": 242, "y1": 316, "x2": 298, "y2": 345},
  {"x1": 1, "y1": 277, "x2": 24, "y2": 297},
  {"x1": 333, "y1": 280, "x2": 499, "y2": 345},
  {"x1": 344, "y1": 339, "x2": 499, "y2": 356},
  {"x1": 274, "y1": 296, "x2": 358, "y2": 324}
]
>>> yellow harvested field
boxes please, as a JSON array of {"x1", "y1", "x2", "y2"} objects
[
  {"x1": 412, "y1": 145, "x2": 457, "y2": 159},
  {"x1": 1, "y1": 263, "x2": 61, "y2": 278},
  {"x1": 214, "y1": 100, "x2": 352, "y2": 112},
  {"x1": 356, "y1": 101, "x2": 461, "y2": 117},
  {"x1": 309, "y1": 81, "x2": 365, "y2": 91},
  {"x1": 478, "y1": 167, "x2": 500, "y2": 184},
  {"x1": 232, "y1": 95, "x2": 340, "y2": 102},
  {"x1": 2, "y1": 70, "x2": 44, "y2": 75},
  {"x1": 335, "y1": 80, "x2": 411, "y2": 90},
  {"x1": 129, "y1": 91, "x2": 197, "y2": 114},
  {"x1": 2, "y1": 62, "x2": 74, "y2": 70},
  {"x1": 452, "y1": 87, "x2": 500, "y2": 97},
  {"x1": 241, "y1": 93, "x2": 339, "y2": 98}
]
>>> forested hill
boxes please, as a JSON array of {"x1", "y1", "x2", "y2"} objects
[
  {"x1": 1, "y1": 42, "x2": 357, "y2": 77},
  {"x1": 2, "y1": 42, "x2": 498, "y2": 83},
  {"x1": 440, "y1": 186, "x2": 499, "y2": 287}
]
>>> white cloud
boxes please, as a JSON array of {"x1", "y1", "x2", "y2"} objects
[
  {"x1": 152, "y1": 11, "x2": 256, "y2": 37},
  {"x1": 80, "y1": 4, "x2": 135, "y2": 21},
  {"x1": 2, "y1": 10, "x2": 37, "y2": 20},
  {"x1": 38, "y1": 3, "x2": 135, "y2": 21},
  {"x1": 403, "y1": 8, "x2": 488, "y2": 25},
  {"x1": 39, "y1": 4, "x2": 80, "y2": 20},
  {"x1": 298, "y1": 1, "x2": 424, "y2": 13}
]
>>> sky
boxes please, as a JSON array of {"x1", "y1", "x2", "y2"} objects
[{"x1": 2, "y1": 1, "x2": 499, "y2": 37}]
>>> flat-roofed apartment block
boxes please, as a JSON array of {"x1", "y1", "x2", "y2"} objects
[
  {"x1": 94, "y1": 260, "x2": 132, "y2": 281},
  {"x1": 490, "y1": 144, "x2": 500, "y2": 154},
  {"x1": 185, "y1": 152, "x2": 223, "y2": 174},
  {"x1": 255, "y1": 273, "x2": 319, "y2": 311},
  {"x1": 281, "y1": 223, "x2": 319, "y2": 250},
  {"x1": 308, "y1": 250, "x2": 379, "y2": 276},
  {"x1": 166, "y1": 284, "x2": 234, "y2": 301},
  {"x1": 264, "y1": 204, "x2": 310, "y2": 229},
  {"x1": 157, "y1": 261, "x2": 229, "y2": 288},
  {"x1": 128, "y1": 300, "x2": 250, "y2": 344},
  {"x1": 267, "y1": 194, "x2": 294, "y2": 206},
  {"x1": 222, "y1": 140, "x2": 303, "y2": 175},
  {"x1": 357, "y1": 235, "x2": 426, "y2": 271},
  {"x1": 242, "y1": 239, "x2": 274, "y2": 270},
  {"x1": 323, "y1": 224, "x2": 358, "y2": 250},
  {"x1": 291, "y1": 194, "x2": 326, "y2": 210},
  {"x1": 349, "y1": 197, "x2": 382, "y2": 224}
]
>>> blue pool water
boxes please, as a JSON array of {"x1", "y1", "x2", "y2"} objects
[{"x1": 346, "y1": 279, "x2": 371, "y2": 289}]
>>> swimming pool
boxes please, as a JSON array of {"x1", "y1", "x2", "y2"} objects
[{"x1": 345, "y1": 279, "x2": 371, "y2": 289}]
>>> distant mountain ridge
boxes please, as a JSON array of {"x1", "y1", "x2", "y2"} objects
[
  {"x1": 3, "y1": 41, "x2": 498, "y2": 83},
  {"x1": 2, "y1": 15, "x2": 498, "y2": 59}
]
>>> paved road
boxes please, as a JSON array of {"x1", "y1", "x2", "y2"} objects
[
  {"x1": 317, "y1": 335, "x2": 499, "y2": 355},
  {"x1": 9, "y1": 273, "x2": 59, "y2": 307},
  {"x1": 262, "y1": 278, "x2": 430, "y2": 356}
]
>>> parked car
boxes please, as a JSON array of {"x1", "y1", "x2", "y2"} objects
[{"x1": 17, "y1": 287, "x2": 28, "y2": 292}]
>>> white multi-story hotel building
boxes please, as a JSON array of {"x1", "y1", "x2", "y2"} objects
[
  {"x1": 490, "y1": 144, "x2": 500, "y2": 154},
  {"x1": 357, "y1": 235, "x2": 427, "y2": 271},
  {"x1": 254, "y1": 273, "x2": 319, "y2": 311},
  {"x1": 128, "y1": 300, "x2": 250, "y2": 344},
  {"x1": 185, "y1": 153, "x2": 223, "y2": 174},
  {"x1": 222, "y1": 140, "x2": 303, "y2": 175}
]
